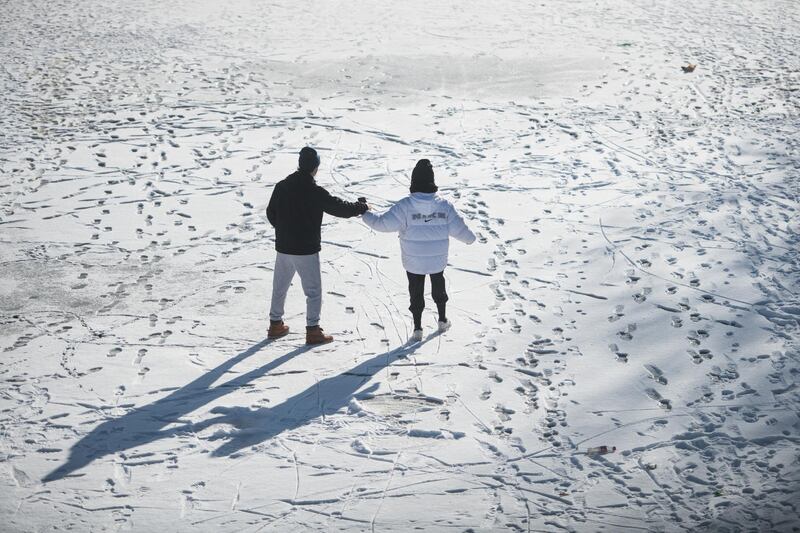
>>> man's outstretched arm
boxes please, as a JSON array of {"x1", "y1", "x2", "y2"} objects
[{"x1": 320, "y1": 189, "x2": 368, "y2": 218}]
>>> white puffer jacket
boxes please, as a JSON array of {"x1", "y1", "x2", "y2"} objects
[{"x1": 362, "y1": 192, "x2": 476, "y2": 274}]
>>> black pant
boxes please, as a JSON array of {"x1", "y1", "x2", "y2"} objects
[{"x1": 407, "y1": 271, "x2": 448, "y2": 329}]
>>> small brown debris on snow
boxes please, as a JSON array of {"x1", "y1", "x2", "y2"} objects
[{"x1": 681, "y1": 63, "x2": 697, "y2": 73}]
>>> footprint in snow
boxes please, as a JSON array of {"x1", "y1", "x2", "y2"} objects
[
  {"x1": 687, "y1": 386, "x2": 715, "y2": 406},
  {"x1": 608, "y1": 304, "x2": 624, "y2": 322},
  {"x1": 644, "y1": 364, "x2": 668, "y2": 385},
  {"x1": 617, "y1": 324, "x2": 635, "y2": 341},
  {"x1": 494, "y1": 404, "x2": 515, "y2": 421},
  {"x1": 687, "y1": 349, "x2": 707, "y2": 364},
  {"x1": 645, "y1": 387, "x2": 672, "y2": 409},
  {"x1": 633, "y1": 287, "x2": 652, "y2": 303},
  {"x1": 609, "y1": 343, "x2": 628, "y2": 362}
]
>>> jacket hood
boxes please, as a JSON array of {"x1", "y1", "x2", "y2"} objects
[
  {"x1": 409, "y1": 181, "x2": 438, "y2": 194},
  {"x1": 410, "y1": 192, "x2": 437, "y2": 201}
]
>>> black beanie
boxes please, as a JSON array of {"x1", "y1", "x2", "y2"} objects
[
  {"x1": 298, "y1": 146, "x2": 320, "y2": 172},
  {"x1": 410, "y1": 159, "x2": 438, "y2": 193}
]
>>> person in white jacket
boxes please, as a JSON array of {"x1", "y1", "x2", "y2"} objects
[{"x1": 362, "y1": 159, "x2": 476, "y2": 341}]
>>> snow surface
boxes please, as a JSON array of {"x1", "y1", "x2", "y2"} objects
[{"x1": 1, "y1": 0, "x2": 799, "y2": 531}]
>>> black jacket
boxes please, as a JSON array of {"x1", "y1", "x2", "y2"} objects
[{"x1": 266, "y1": 171, "x2": 367, "y2": 255}]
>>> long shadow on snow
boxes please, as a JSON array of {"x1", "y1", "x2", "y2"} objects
[
  {"x1": 44, "y1": 335, "x2": 433, "y2": 481},
  {"x1": 187, "y1": 334, "x2": 436, "y2": 458},
  {"x1": 43, "y1": 338, "x2": 309, "y2": 482}
]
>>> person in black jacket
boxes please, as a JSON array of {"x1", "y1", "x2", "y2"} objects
[{"x1": 266, "y1": 147, "x2": 368, "y2": 344}]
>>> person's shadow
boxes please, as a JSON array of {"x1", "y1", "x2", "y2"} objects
[
  {"x1": 43, "y1": 339, "x2": 307, "y2": 482},
  {"x1": 191, "y1": 334, "x2": 435, "y2": 458},
  {"x1": 43, "y1": 334, "x2": 433, "y2": 482}
]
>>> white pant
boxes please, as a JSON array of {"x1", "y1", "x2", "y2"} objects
[{"x1": 269, "y1": 252, "x2": 322, "y2": 327}]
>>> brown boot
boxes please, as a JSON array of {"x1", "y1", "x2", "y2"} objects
[
  {"x1": 267, "y1": 320, "x2": 289, "y2": 339},
  {"x1": 306, "y1": 325, "x2": 333, "y2": 345}
]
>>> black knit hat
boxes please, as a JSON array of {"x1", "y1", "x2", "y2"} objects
[
  {"x1": 410, "y1": 159, "x2": 438, "y2": 193},
  {"x1": 298, "y1": 146, "x2": 320, "y2": 172}
]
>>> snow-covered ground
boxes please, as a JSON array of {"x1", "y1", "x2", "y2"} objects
[{"x1": 1, "y1": 1, "x2": 799, "y2": 531}]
